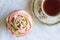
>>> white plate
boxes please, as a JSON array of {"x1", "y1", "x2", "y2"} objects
[{"x1": 32, "y1": 0, "x2": 60, "y2": 25}]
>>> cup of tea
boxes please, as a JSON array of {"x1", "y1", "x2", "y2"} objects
[
  {"x1": 32, "y1": 0, "x2": 60, "y2": 25},
  {"x1": 41, "y1": 0, "x2": 60, "y2": 17}
]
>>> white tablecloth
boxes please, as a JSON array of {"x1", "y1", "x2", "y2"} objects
[{"x1": 0, "y1": 0, "x2": 60, "y2": 40}]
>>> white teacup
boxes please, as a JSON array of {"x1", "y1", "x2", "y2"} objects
[
  {"x1": 32, "y1": 0, "x2": 60, "y2": 25},
  {"x1": 41, "y1": 0, "x2": 60, "y2": 17}
]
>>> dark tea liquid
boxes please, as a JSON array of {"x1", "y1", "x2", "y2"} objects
[{"x1": 43, "y1": 0, "x2": 60, "y2": 16}]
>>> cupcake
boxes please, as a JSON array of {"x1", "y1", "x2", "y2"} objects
[{"x1": 6, "y1": 10, "x2": 33, "y2": 37}]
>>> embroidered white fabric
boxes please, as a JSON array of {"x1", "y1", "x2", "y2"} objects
[{"x1": 0, "y1": 0, "x2": 60, "y2": 40}]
